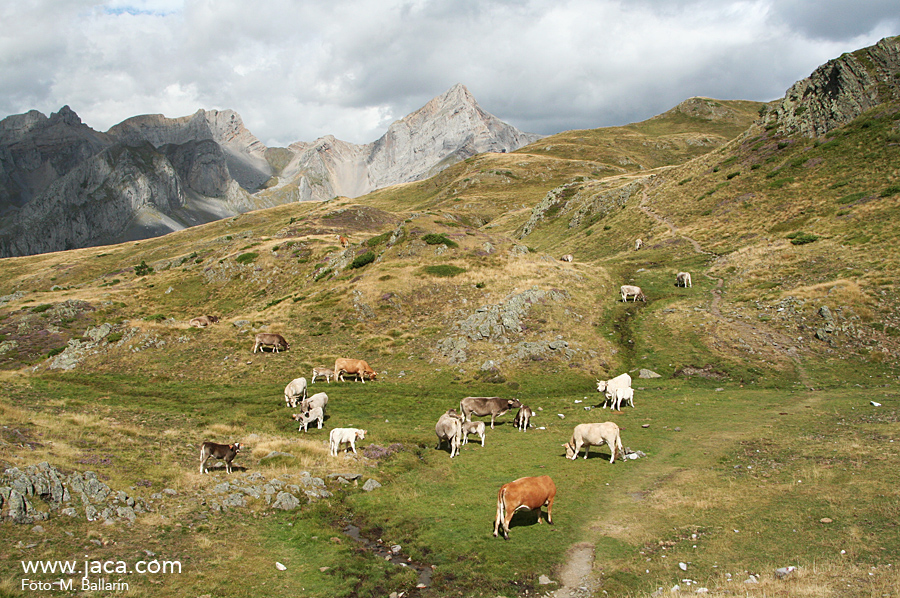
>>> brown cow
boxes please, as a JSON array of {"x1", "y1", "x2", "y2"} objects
[
  {"x1": 334, "y1": 357, "x2": 377, "y2": 383},
  {"x1": 339, "y1": 235, "x2": 350, "y2": 247},
  {"x1": 493, "y1": 475, "x2": 556, "y2": 540},
  {"x1": 253, "y1": 333, "x2": 290, "y2": 353},
  {"x1": 200, "y1": 441, "x2": 243, "y2": 474},
  {"x1": 189, "y1": 315, "x2": 219, "y2": 328},
  {"x1": 459, "y1": 397, "x2": 522, "y2": 429}
]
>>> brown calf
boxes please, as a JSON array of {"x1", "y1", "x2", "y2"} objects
[{"x1": 200, "y1": 441, "x2": 243, "y2": 474}]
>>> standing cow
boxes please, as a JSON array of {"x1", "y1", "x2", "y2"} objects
[
  {"x1": 563, "y1": 422, "x2": 624, "y2": 463},
  {"x1": 676, "y1": 272, "x2": 692, "y2": 288},
  {"x1": 253, "y1": 333, "x2": 290, "y2": 353},
  {"x1": 459, "y1": 397, "x2": 522, "y2": 429},
  {"x1": 284, "y1": 377, "x2": 308, "y2": 408},
  {"x1": 493, "y1": 476, "x2": 556, "y2": 540},
  {"x1": 334, "y1": 358, "x2": 377, "y2": 383},
  {"x1": 435, "y1": 409, "x2": 464, "y2": 458}
]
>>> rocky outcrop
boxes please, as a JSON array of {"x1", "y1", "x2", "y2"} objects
[{"x1": 768, "y1": 35, "x2": 900, "y2": 137}]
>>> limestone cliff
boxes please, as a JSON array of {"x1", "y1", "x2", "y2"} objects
[{"x1": 768, "y1": 35, "x2": 900, "y2": 137}]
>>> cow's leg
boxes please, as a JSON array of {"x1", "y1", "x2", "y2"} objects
[
  {"x1": 546, "y1": 495, "x2": 554, "y2": 525},
  {"x1": 490, "y1": 415, "x2": 496, "y2": 430},
  {"x1": 583, "y1": 443, "x2": 590, "y2": 459},
  {"x1": 350, "y1": 440, "x2": 357, "y2": 454},
  {"x1": 480, "y1": 433, "x2": 485, "y2": 447},
  {"x1": 493, "y1": 494, "x2": 505, "y2": 538}
]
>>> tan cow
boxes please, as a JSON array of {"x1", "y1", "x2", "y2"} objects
[
  {"x1": 253, "y1": 333, "x2": 290, "y2": 353},
  {"x1": 311, "y1": 367, "x2": 334, "y2": 384},
  {"x1": 189, "y1": 315, "x2": 219, "y2": 328},
  {"x1": 334, "y1": 357, "x2": 377, "y2": 383},
  {"x1": 493, "y1": 475, "x2": 556, "y2": 540},
  {"x1": 461, "y1": 420, "x2": 486, "y2": 446},
  {"x1": 563, "y1": 422, "x2": 624, "y2": 463},
  {"x1": 620, "y1": 285, "x2": 646, "y2": 302},
  {"x1": 513, "y1": 405, "x2": 534, "y2": 431}
]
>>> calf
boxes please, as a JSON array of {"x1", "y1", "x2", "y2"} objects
[
  {"x1": 461, "y1": 420, "x2": 486, "y2": 446},
  {"x1": 560, "y1": 254, "x2": 574, "y2": 262},
  {"x1": 597, "y1": 372, "x2": 632, "y2": 408},
  {"x1": 293, "y1": 406, "x2": 324, "y2": 431},
  {"x1": 253, "y1": 333, "x2": 290, "y2": 353},
  {"x1": 311, "y1": 367, "x2": 334, "y2": 384},
  {"x1": 563, "y1": 422, "x2": 624, "y2": 463},
  {"x1": 513, "y1": 406, "x2": 534, "y2": 431},
  {"x1": 284, "y1": 377, "x2": 308, "y2": 408},
  {"x1": 493, "y1": 475, "x2": 556, "y2": 540},
  {"x1": 435, "y1": 409, "x2": 463, "y2": 457},
  {"x1": 611, "y1": 387, "x2": 634, "y2": 410},
  {"x1": 200, "y1": 441, "x2": 242, "y2": 474},
  {"x1": 329, "y1": 428, "x2": 366, "y2": 456}
]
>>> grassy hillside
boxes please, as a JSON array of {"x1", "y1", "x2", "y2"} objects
[{"x1": 1, "y1": 95, "x2": 898, "y2": 598}]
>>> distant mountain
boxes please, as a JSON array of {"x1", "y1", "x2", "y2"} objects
[{"x1": 0, "y1": 85, "x2": 539, "y2": 257}]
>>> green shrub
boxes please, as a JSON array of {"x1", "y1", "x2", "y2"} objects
[
  {"x1": 837, "y1": 192, "x2": 866, "y2": 204},
  {"x1": 31, "y1": 304, "x2": 53, "y2": 314},
  {"x1": 134, "y1": 260, "x2": 154, "y2": 276},
  {"x1": 787, "y1": 232, "x2": 819, "y2": 245},
  {"x1": 880, "y1": 185, "x2": 900, "y2": 197},
  {"x1": 314, "y1": 268, "x2": 332, "y2": 282},
  {"x1": 366, "y1": 232, "x2": 392, "y2": 247},
  {"x1": 106, "y1": 332, "x2": 124, "y2": 343},
  {"x1": 235, "y1": 252, "x2": 258, "y2": 265},
  {"x1": 350, "y1": 251, "x2": 376, "y2": 269},
  {"x1": 424, "y1": 265, "x2": 466, "y2": 277},
  {"x1": 422, "y1": 233, "x2": 458, "y2": 248},
  {"x1": 143, "y1": 314, "x2": 167, "y2": 322},
  {"x1": 46, "y1": 347, "x2": 65, "y2": 358}
]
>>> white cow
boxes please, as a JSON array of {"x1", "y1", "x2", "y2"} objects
[
  {"x1": 563, "y1": 422, "x2": 624, "y2": 463},
  {"x1": 299, "y1": 392, "x2": 328, "y2": 413},
  {"x1": 597, "y1": 372, "x2": 632, "y2": 408},
  {"x1": 620, "y1": 285, "x2": 646, "y2": 302},
  {"x1": 294, "y1": 406, "x2": 324, "y2": 431},
  {"x1": 284, "y1": 377, "x2": 308, "y2": 408},
  {"x1": 461, "y1": 420, "x2": 486, "y2": 446},
  {"x1": 435, "y1": 409, "x2": 463, "y2": 458},
  {"x1": 611, "y1": 386, "x2": 635, "y2": 410},
  {"x1": 329, "y1": 428, "x2": 366, "y2": 456},
  {"x1": 676, "y1": 272, "x2": 692, "y2": 288},
  {"x1": 635, "y1": 238, "x2": 643, "y2": 250},
  {"x1": 513, "y1": 406, "x2": 534, "y2": 431}
]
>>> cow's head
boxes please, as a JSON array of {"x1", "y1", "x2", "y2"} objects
[
  {"x1": 508, "y1": 398, "x2": 522, "y2": 408},
  {"x1": 562, "y1": 442, "x2": 576, "y2": 459},
  {"x1": 596, "y1": 380, "x2": 607, "y2": 392},
  {"x1": 356, "y1": 429, "x2": 367, "y2": 440},
  {"x1": 209, "y1": 315, "x2": 220, "y2": 323},
  {"x1": 291, "y1": 413, "x2": 303, "y2": 421},
  {"x1": 366, "y1": 370, "x2": 377, "y2": 381},
  {"x1": 231, "y1": 442, "x2": 243, "y2": 453}
]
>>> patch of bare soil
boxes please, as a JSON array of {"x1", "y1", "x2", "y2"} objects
[{"x1": 544, "y1": 542, "x2": 597, "y2": 598}]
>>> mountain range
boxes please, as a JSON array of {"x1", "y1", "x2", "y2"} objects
[{"x1": 0, "y1": 84, "x2": 540, "y2": 258}]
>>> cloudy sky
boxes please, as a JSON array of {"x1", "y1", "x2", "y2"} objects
[{"x1": 1, "y1": 0, "x2": 896, "y2": 147}]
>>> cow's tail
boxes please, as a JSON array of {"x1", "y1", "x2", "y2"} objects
[
  {"x1": 615, "y1": 431, "x2": 624, "y2": 461},
  {"x1": 495, "y1": 487, "x2": 507, "y2": 537}
]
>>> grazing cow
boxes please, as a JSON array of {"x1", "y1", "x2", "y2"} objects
[
  {"x1": 299, "y1": 392, "x2": 328, "y2": 414},
  {"x1": 253, "y1": 333, "x2": 290, "y2": 353},
  {"x1": 493, "y1": 475, "x2": 556, "y2": 540},
  {"x1": 311, "y1": 367, "x2": 334, "y2": 384},
  {"x1": 611, "y1": 386, "x2": 635, "y2": 410},
  {"x1": 596, "y1": 372, "x2": 632, "y2": 408},
  {"x1": 329, "y1": 428, "x2": 366, "y2": 456},
  {"x1": 435, "y1": 409, "x2": 464, "y2": 458},
  {"x1": 334, "y1": 357, "x2": 377, "y2": 383},
  {"x1": 563, "y1": 422, "x2": 624, "y2": 463},
  {"x1": 339, "y1": 235, "x2": 350, "y2": 247},
  {"x1": 676, "y1": 271, "x2": 692, "y2": 288},
  {"x1": 189, "y1": 315, "x2": 219, "y2": 328},
  {"x1": 461, "y1": 420, "x2": 486, "y2": 446},
  {"x1": 294, "y1": 406, "x2": 324, "y2": 431},
  {"x1": 620, "y1": 285, "x2": 646, "y2": 302},
  {"x1": 635, "y1": 238, "x2": 643, "y2": 250},
  {"x1": 560, "y1": 254, "x2": 574, "y2": 262},
  {"x1": 284, "y1": 377, "x2": 308, "y2": 408},
  {"x1": 459, "y1": 397, "x2": 522, "y2": 429},
  {"x1": 513, "y1": 406, "x2": 534, "y2": 431},
  {"x1": 200, "y1": 441, "x2": 243, "y2": 474}
]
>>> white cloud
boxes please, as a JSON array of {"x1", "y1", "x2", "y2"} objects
[{"x1": 0, "y1": 0, "x2": 894, "y2": 146}]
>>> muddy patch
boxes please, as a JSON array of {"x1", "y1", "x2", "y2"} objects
[{"x1": 343, "y1": 523, "x2": 433, "y2": 588}]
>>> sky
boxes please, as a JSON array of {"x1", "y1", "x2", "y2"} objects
[{"x1": 0, "y1": 0, "x2": 896, "y2": 147}]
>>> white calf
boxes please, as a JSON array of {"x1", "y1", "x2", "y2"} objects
[
  {"x1": 329, "y1": 428, "x2": 366, "y2": 456},
  {"x1": 461, "y1": 420, "x2": 486, "y2": 446}
]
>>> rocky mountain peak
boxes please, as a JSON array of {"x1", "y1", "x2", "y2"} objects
[{"x1": 48, "y1": 105, "x2": 82, "y2": 127}]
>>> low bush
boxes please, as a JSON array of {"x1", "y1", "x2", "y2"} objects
[
  {"x1": 422, "y1": 233, "x2": 458, "y2": 248},
  {"x1": 235, "y1": 252, "x2": 258, "y2": 265},
  {"x1": 350, "y1": 251, "x2": 376, "y2": 269},
  {"x1": 424, "y1": 265, "x2": 466, "y2": 277}
]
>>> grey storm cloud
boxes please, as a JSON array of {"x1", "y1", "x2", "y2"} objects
[{"x1": 0, "y1": 0, "x2": 895, "y2": 147}]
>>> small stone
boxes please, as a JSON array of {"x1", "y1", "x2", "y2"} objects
[
  {"x1": 820, "y1": 518, "x2": 833, "y2": 524},
  {"x1": 871, "y1": 401, "x2": 882, "y2": 407},
  {"x1": 679, "y1": 562, "x2": 688, "y2": 571},
  {"x1": 642, "y1": 424, "x2": 650, "y2": 428},
  {"x1": 538, "y1": 575, "x2": 555, "y2": 585},
  {"x1": 275, "y1": 562, "x2": 287, "y2": 571}
]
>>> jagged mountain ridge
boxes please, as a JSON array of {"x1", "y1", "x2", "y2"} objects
[{"x1": 0, "y1": 85, "x2": 539, "y2": 257}]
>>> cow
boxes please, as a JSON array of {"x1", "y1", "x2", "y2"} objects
[
  {"x1": 459, "y1": 397, "x2": 522, "y2": 429},
  {"x1": 513, "y1": 406, "x2": 534, "y2": 431},
  {"x1": 189, "y1": 315, "x2": 219, "y2": 328},
  {"x1": 294, "y1": 406, "x2": 324, "y2": 431},
  {"x1": 329, "y1": 428, "x2": 366, "y2": 456},
  {"x1": 596, "y1": 372, "x2": 632, "y2": 408},
  {"x1": 339, "y1": 235, "x2": 350, "y2": 248},
  {"x1": 299, "y1": 392, "x2": 328, "y2": 413},
  {"x1": 334, "y1": 357, "x2": 377, "y2": 383},
  {"x1": 612, "y1": 386, "x2": 635, "y2": 410},
  {"x1": 461, "y1": 420, "x2": 486, "y2": 446},
  {"x1": 635, "y1": 238, "x2": 643, "y2": 250},
  {"x1": 435, "y1": 409, "x2": 463, "y2": 457},
  {"x1": 253, "y1": 333, "x2": 290, "y2": 353},
  {"x1": 284, "y1": 377, "x2": 308, "y2": 408},
  {"x1": 620, "y1": 285, "x2": 646, "y2": 302},
  {"x1": 563, "y1": 422, "x2": 624, "y2": 463},
  {"x1": 493, "y1": 475, "x2": 556, "y2": 540},
  {"x1": 311, "y1": 367, "x2": 334, "y2": 384},
  {"x1": 560, "y1": 254, "x2": 574, "y2": 262},
  {"x1": 676, "y1": 271, "x2": 692, "y2": 288},
  {"x1": 200, "y1": 441, "x2": 242, "y2": 474}
]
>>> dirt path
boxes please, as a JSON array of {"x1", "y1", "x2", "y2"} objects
[{"x1": 544, "y1": 542, "x2": 597, "y2": 598}]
